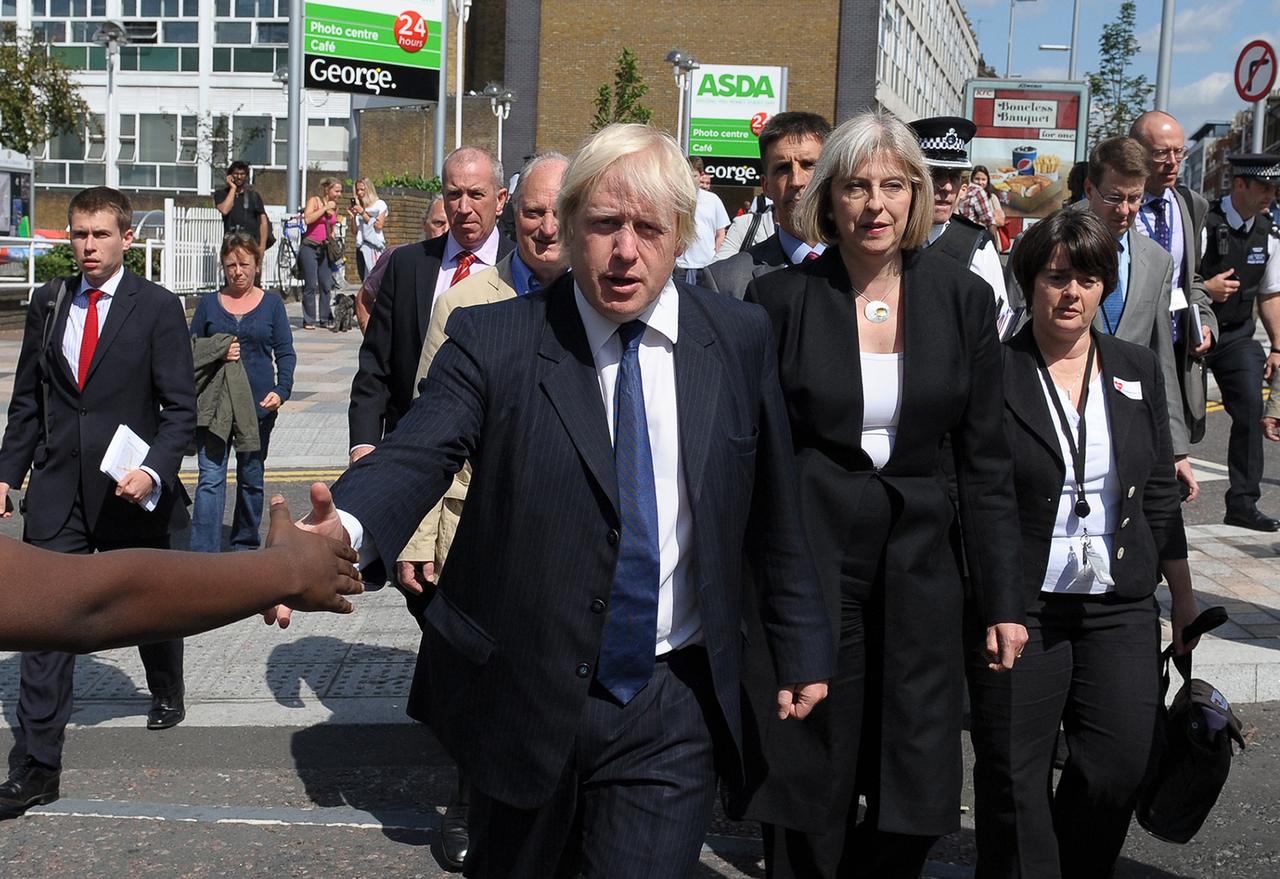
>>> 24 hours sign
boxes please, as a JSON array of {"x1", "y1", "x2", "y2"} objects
[
  {"x1": 304, "y1": 0, "x2": 443, "y2": 101},
  {"x1": 686, "y1": 64, "x2": 787, "y2": 185}
]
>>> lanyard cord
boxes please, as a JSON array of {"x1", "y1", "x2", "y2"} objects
[{"x1": 1034, "y1": 339, "x2": 1097, "y2": 519}]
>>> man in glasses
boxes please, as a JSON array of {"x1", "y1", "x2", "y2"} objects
[{"x1": 1129, "y1": 112, "x2": 1217, "y2": 480}]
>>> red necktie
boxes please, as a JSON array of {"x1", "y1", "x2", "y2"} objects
[
  {"x1": 77, "y1": 289, "x2": 105, "y2": 389},
  {"x1": 804, "y1": 250, "x2": 821, "y2": 262},
  {"x1": 450, "y1": 251, "x2": 477, "y2": 287}
]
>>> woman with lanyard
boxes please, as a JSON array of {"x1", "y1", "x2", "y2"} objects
[{"x1": 967, "y1": 208, "x2": 1200, "y2": 879}]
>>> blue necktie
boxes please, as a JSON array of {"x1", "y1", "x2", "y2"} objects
[
  {"x1": 596, "y1": 320, "x2": 661, "y2": 705},
  {"x1": 1101, "y1": 242, "x2": 1126, "y2": 333},
  {"x1": 1150, "y1": 198, "x2": 1183, "y2": 343}
]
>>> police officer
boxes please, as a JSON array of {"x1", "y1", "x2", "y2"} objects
[
  {"x1": 909, "y1": 116, "x2": 1010, "y2": 323},
  {"x1": 1202, "y1": 154, "x2": 1280, "y2": 531}
]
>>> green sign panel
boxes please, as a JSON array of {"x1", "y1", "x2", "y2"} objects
[
  {"x1": 304, "y1": 0, "x2": 443, "y2": 101},
  {"x1": 686, "y1": 64, "x2": 787, "y2": 185}
]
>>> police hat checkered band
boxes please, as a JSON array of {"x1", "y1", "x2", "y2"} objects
[
  {"x1": 919, "y1": 128, "x2": 968, "y2": 153},
  {"x1": 1228, "y1": 153, "x2": 1280, "y2": 180}
]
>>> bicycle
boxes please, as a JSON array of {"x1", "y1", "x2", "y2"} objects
[{"x1": 275, "y1": 214, "x2": 305, "y2": 300}]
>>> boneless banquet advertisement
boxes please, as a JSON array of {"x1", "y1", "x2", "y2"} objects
[{"x1": 963, "y1": 79, "x2": 1091, "y2": 236}]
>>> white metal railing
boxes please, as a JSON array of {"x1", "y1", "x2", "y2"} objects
[{"x1": 0, "y1": 200, "x2": 344, "y2": 303}]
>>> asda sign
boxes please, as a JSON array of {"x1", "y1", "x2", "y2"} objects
[
  {"x1": 303, "y1": 0, "x2": 443, "y2": 102},
  {"x1": 686, "y1": 64, "x2": 787, "y2": 185}
]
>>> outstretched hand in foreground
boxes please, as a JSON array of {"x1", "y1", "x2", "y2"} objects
[{"x1": 264, "y1": 484, "x2": 353, "y2": 628}]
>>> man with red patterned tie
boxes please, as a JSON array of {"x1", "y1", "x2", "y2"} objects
[
  {"x1": 0, "y1": 186, "x2": 196, "y2": 816},
  {"x1": 348, "y1": 147, "x2": 514, "y2": 466}
]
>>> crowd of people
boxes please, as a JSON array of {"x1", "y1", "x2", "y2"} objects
[{"x1": 0, "y1": 98, "x2": 1274, "y2": 879}]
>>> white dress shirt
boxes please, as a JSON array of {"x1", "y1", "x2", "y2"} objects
[
  {"x1": 777, "y1": 227, "x2": 826, "y2": 264},
  {"x1": 1039, "y1": 373, "x2": 1120, "y2": 595},
  {"x1": 431, "y1": 226, "x2": 502, "y2": 318},
  {"x1": 61, "y1": 265, "x2": 161, "y2": 502},
  {"x1": 339, "y1": 279, "x2": 702, "y2": 654}
]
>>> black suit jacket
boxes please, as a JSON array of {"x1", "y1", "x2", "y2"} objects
[
  {"x1": 740, "y1": 247, "x2": 1023, "y2": 835},
  {"x1": 0, "y1": 271, "x2": 196, "y2": 543},
  {"x1": 348, "y1": 233, "x2": 514, "y2": 447},
  {"x1": 1002, "y1": 326, "x2": 1187, "y2": 603},
  {"x1": 331, "y1": 275, "x2": 835, "y2": 810}
]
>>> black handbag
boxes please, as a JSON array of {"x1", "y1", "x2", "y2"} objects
[
  {"x1": 1137, "y1": 606, "x2": 1246, "y2": 844},
  {"x1": 326, "y1": 232, "x2": 345, "y2": 264}
]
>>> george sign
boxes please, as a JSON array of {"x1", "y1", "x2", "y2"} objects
[
  {"x1": 964, "y1": 79, "x2": 1090, "y2": 236},
  {"x1": 304, "y1": 0, "x2": 443, "y2": 101},
  {"x1": 686, "y1": 64, "x2": 787, "y2": 186},
  {"x1": 1235, "y1": 40, "x2": 1277, "y2": 103}
]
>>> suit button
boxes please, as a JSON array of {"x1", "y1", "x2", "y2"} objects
[
  {"x1": 576, "y1": 663, "x2": 591, "y2": 678},
  {"x1": 1117, "y1": 547, "x2": 1126, "y2": 559},
  {"x1": 590, "y1": 598, "x2": 606, "y2": 614},
  {"x1": 70, "y1": 449, "x2": 78, "y2": 457},
  {"x1": 79, "y1": 408, "x2": 87, "y2": 415},
  {"x1": 1127, "y1": 486, "x2": 1136, "y2": 498},
  {"x1": 1120, "y1": 517, "x2": 1130, "y2": 528},
  {"x1": 1045, "y1": 496, "x2": 1054, "y2": 504},
  {"x1": 606, "y1": 528, "x2": 620, "y2": 546}
]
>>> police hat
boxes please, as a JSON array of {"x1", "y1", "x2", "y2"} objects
[
  {"x1": 909, "y1": 116, "x2": 977, "y2": 170},
  {"x1": 1227, "y1": 153, "x2": 1280, "y2": 182}
]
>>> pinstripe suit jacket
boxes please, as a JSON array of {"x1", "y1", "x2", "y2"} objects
[{"x1": 330, "y1": 274, "x2": 834, "y2": 809}]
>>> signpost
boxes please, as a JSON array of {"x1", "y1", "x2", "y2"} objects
[
  {"x1": 684, "y1": 64, "x2": 787, "y2": 186},
  {"x1": 1235, "y1": 40, "x2": 1277, "y2": 152},
  {"x1": 303, "y1": 0, "x2": 444, "y2": 101},
  {"x1": 963, "y1": 78, "x2": 1090, "y2": 237}
]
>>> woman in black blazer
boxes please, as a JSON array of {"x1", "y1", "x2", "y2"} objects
[
  {"x1": 740, "y1": 111, "x2": 1027, "y2": 878},
  {"x1": 967, "y1": 209, "x2": 1200, "y2": 879}
]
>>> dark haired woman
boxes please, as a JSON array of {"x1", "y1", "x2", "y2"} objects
[{"x1": 968, "y1": 208, "x2": 1199, "y2": 879}]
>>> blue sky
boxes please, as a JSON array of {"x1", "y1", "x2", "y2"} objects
[{"x1": 962, "y1": 0, "x2": 1277, "y2": 138}]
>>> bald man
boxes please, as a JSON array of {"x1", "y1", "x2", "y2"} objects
[
  {"x1": 348, "y1": 148, "x2": 515, "y2": 464},
  {"x1": 1129, "y1": 111, "x2": 1217, "y2": 492}
]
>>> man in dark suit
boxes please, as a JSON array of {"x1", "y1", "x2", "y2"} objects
[
  {"x1": 0, "y1": 186, "x2": 196, "y2": 815},
  {"x1": 276, "y1": 124, "x2": 834, "y2": 878},
  {"x1": 704, "y1": 112, "x2": 831, "y2": 299},
  {"x1": 1129, "y1": 111, "x2": 1217, "y2": 452},
  {"x1": 348, "y1": 146, "x2": 513, "y2": 463}
]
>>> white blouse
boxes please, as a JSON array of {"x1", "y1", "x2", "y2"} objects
[
  {"x1": 860, "y1": 352, "x2": 904, "y2": 469},
  {"x1": 1039, "y1": 372, "x2": 1121, "y2": 595}
]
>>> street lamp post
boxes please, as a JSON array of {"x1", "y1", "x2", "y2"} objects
[
  {"x1": 92, "y1": 20, "x2": 130, "y2": 189},
  {"x1": 665, "y1": 49, "x2": 699, "y2": 151},
  {"x1": 1005, "y1": 0, "x2": 1037, "y2": 78},
  {"x1": 483, "y1": 82, "x2": 515, "y2": 162},
  {"x1": 451, "y1": 0, "x2": 471, "y2": 150}
]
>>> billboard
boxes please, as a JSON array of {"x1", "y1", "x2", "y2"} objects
[
  {"x1": 963, "y1": 79, "x2": 1090, "y2": 235},
  {"x1": 304, "y1": 0, "x2": 443, "y2": 101},
  {"x1": 686, "y1": 64, "x2": 787, "y2": 186}
]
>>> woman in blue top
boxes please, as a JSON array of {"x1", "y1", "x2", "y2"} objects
[{"x1": 190, "y1": 231, "x2": 296, "y2": 552}]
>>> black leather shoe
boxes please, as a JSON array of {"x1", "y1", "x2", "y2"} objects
[
  {"x1": 0, "y1": 758, "x2": 60, "y2": 816},
  {"x1": 146, "y1": 694, "x2": 186, "y2": 730},
  {"x1": 1224, "y1": 508, "x2": 1280, "y2": 532},
  {"x1": 439, "y1": 801, "x2": 469, "y2": 871}
]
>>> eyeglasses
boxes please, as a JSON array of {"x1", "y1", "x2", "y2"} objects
[
  {"x1": 1099, "y1": 191, "x2": 1144, "y2": 208},
  {"x1": 1150, "y1": 147, "x2": 1187, "y2": 163}
]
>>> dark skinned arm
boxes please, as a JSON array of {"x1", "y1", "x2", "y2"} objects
[{"x1": 0, "y1": 497, "x2": 361, "y2": 652}]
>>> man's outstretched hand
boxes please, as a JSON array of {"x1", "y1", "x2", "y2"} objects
[
  {"x1": 261, "y1": 495, "x2": 362, "y2": 614},
  {"x1": 264, "y1": 483, "x2": 353, "y2": 628}
]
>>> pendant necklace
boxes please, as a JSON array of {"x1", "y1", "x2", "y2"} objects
[{"x1": 854, "y1": 283, "x2": 893, "y2": 324}]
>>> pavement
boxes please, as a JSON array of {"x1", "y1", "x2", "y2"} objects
[{"x1": 0, "y1": 299, "x2": 1276, "y2": 876}]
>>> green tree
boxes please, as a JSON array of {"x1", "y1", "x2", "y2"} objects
[
  {"x1": 591, "y1": 48, "x2": 653, "y2": 131},
  {"x1": 1085, "y1": 1, "x2": 1153, "y2": 144},
  {"x1": 0, "y1": 24, "x2": 90, "y2": 155}
]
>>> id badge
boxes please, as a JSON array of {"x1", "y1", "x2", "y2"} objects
[{"x1": 1080, "y1": 532, "x2": 1116, "y2": 588}]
